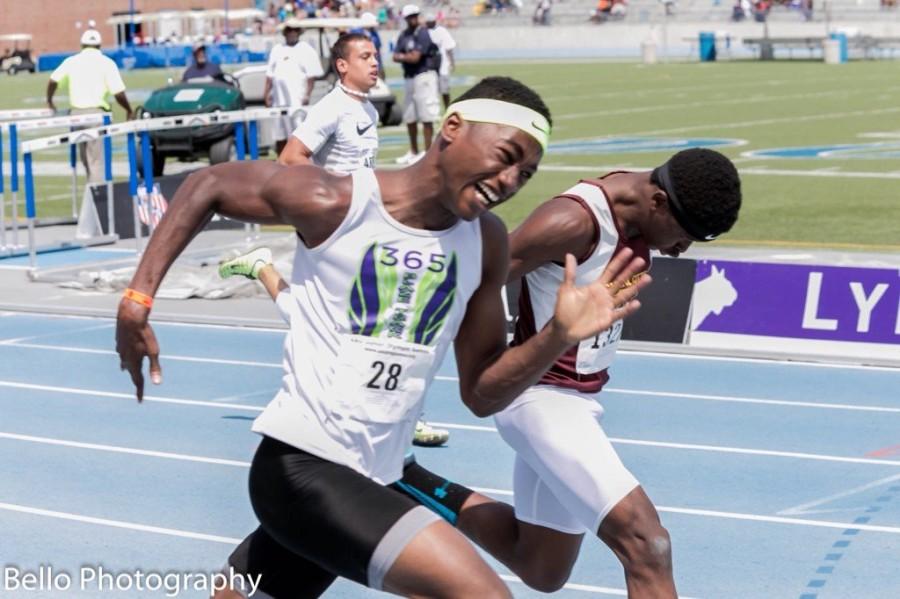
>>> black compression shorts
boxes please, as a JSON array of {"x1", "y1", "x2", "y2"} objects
[{"x1": 228, "y1": 436, "x2": 439, "y2": 598}]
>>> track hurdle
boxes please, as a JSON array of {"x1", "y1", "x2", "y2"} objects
[
  {"x1": 0, "y1": 109, "x2": 54, "y2": 122},
  {"x1": 18, "y1": 119, "x2": 134, "y2": 265},
  {"x1": 19, "y1": 106, "x2": 306, "y2": 269},
  {"x1": 1, "y1": 113, "x2": 108, "y2": 252}
]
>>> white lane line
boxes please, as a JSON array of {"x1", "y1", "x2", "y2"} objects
[
  {"x1": 431, "y1": 421, "x2": 900, "y2": 467},
  {"x1": 0, "y1": 502, "x2": 242, "y2": 545},
  {"x1": 0, "y1": 501, "x2": 637, "y2": 597},
  {"x1": 1, "y1": 342, "x2": 281, "y2": 369},
  {"x1": 602, "y1": 387, "x2": 900, "y2": 415},
  {"x1": 615, "y1": 349, "x2": 900, "y2": 373},
  {"x1": 4, "y1": 434, "x2": 898, "y2": 537},
  {"x1": 778, "y1": 473, "x2": 900, "y2": 516},
  {"x1": 538, "y1": 163, "x2": 900, "y2": 180},
  {"x1": 432, "y1": 421, "x2": 497, "y2": 432},
  {"x1": 432, "y1": 376, "x2": 900, "y2": 415},
  {"x1": 471, "y1": 486, "x2": 514, "y2": 496},
  {"x1": 7, "y1": 335, "x2": 897, "y2": 373},
  {"x1": 3, "y1": 380, "x2": 898, "y2": 467},
  {"x1": 0, "y1": 380, "x2": 264, "y2": 412},
  {"x1": 0, "y1": 432, "x2": 252, "y2": 468},
  {"x1": 0, "y1": 323, "x2": 114, "y2": 345},
  {"x1": 657, "y1": 506, "x2": 900, "y2": 535},
  {"x1": 609, "y1": 438, "x2": 900, "y2": 467},
  {"x1": 631, "y1": 105, "x2": 900, "y2": 136},
  {"x1": 498, "y1": 574, "x2": 706, "y2": 599},
  {"x1": 555, "y1": 85, "x2": 900, "y2": 121},
  {"x1": 0, "y1": 311, "x2": 288, "y2": 334}
]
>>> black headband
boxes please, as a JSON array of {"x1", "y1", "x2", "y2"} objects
[{"x1": 654, "y1": 162, "x2": 719, "y2": 242}]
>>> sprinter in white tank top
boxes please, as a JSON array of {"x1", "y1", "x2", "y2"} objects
[
  {"x1": 276, "y1": 32, "x2": 448, "y2": 447},
  {"x1": 399, "y1": 149, "x2": 743, "y2": 598},
  {"x1": 116, "y1": 77, "x2": 650, "y2": 599}
]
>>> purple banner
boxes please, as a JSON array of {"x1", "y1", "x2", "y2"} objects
[{"x1": 691, "y1": 260, "x2": 899, "y2": 345}]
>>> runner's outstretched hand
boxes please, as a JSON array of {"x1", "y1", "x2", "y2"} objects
[{"x1": 550, "y1": 249, "x2": 651, "y2": 345}]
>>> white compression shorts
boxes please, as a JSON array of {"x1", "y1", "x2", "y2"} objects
[{"x1": 493, "y1": 386, "x2": 640, "y2": 535}]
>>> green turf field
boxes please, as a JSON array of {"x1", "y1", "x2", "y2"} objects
[{"x1": 3, "y1": 60, "x2": 899, "y2": 250}]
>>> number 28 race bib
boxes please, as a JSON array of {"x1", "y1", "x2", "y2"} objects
[{"x1": 330, "y1": 333, "x2": 437, "y2": 423}]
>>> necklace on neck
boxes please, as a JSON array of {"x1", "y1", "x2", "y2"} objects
[{"x1": 338, "y1": 81, "x2": 369, "y2": 99}]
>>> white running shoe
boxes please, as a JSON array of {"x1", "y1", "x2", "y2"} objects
[
  {"x1": 413, "y1": 419, "x2": 450, "y2": 447},
  {"x1": 218, "y1": 247, "x2": 272, "y2": 280},
  {"x1": 395, "y1": 150, "x2": 418, "y2": 165}
]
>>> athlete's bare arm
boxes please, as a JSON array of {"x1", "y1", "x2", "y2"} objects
[
  {"x1": 507, "y1": 196, "x2": 596, "y2": 282},
  {"x1": 454, "y1": 213, "x2": 649, "y2": 418},
  {"x1": 278, "y1": 136, "x2": 315, "y2": 166},
  {"x1": 116, "y1": 162, "x2": 350, "y2": 401}
]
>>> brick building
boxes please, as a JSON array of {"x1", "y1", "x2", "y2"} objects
[{"x1": 0, "y1": 1, "x2": 257, "y2": 56}]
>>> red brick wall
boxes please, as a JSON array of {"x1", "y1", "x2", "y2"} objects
[{"x1": 0, "y1": 0, "x2": 256, "y2": 55}]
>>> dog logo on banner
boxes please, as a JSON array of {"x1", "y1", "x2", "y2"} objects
[{"x1": 136, "y1": 184, "x2": 168, "y2": 228}]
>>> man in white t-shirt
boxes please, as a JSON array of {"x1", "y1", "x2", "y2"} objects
[
  {"x1": 278, "y1": 33, "x2": 379, "y2": 174},
  {"x1": 46, "y1": 29, "x2": 133, "y2": 183},
  {"x1": 264, "y1": 18, "x2": 325, "y2": 154},
  {"x1": 424, "y1": 13, "x2": 457, "y2": 110}
]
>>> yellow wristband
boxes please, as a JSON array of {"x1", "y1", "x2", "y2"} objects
[{"x1": 123, "y1": 288, "x2": 153, "y2": 309}]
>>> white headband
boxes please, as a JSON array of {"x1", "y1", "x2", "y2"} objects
[{"x1": 442, "y1": 98, "x2": 550, "y2": 151}]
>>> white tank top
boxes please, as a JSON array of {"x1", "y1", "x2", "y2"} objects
[
  {"x1": 253, "y1": 168, "x2": 483, "y2": 484},
  {"x1": 511, "y1": 179, "x2": 649, "y2": 398}
]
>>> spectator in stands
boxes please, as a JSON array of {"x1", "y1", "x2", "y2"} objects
[
  {"x1": 533, "y1": 0, "x2": 552, "y2": 25},
  {"x1": 802, "y1": 0, "x2": 814, "y2": 20},
  {"x1": 732, "y1": 0, "x2": 746, "y2": 21},
  {"x1": 182, "y1": 44, "x2": 224, "y2": 82},
  {"x1": 591, "y1": 0, "x2": 613, "y2": 22},
  {"x1": 264, "y1": 18, "x2": 325, "y2": 154},
  {"x1": 392, "y1": 4, "x2": 441, "y2": 165},
  {"x1": 610, "y1": 0, "x2": 628, "y2": 19},
  {"x1": 46, "y1": 29, "x2": 133, "y2": 184},
  {"x1": 753, "y1": 0, "x2": 770, "y2": 21},
  {"x1": 424, "y1": 12, "x2": 457, "y2": 110}
]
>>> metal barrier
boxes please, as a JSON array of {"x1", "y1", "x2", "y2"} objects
[
  {"x1": 18, "y1": 106, "x2": 305, "y2": 270},
  {"x1": 1, "y1": 113, "x2": 108, "y2": 252}
]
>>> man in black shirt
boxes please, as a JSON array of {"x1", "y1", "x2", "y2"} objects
[{"x1": 392, "y1": 4, "x2": 441, "y2": 165}]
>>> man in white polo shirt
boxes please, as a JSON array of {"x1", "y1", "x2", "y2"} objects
[
  {"x1": 46, "y1": 29, "x2": 133, "y2": 183},
  {"x1": 264, "y1": 18, "x2": 325, "y2": 155}
]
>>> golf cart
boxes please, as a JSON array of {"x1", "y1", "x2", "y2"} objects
[
  {"x1": 135, "y1": 74, "x2": 246, "y2": 176},
  {"x1": 232, "y1": 18, "x2": 402, "y2": 128},
  {"x1": 0, "y1": 34, "x2": 36, "y2": 75}
]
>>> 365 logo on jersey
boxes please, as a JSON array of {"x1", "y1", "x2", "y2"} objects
[{"x1": 348, "y1": 243, "x2": 458, "y2": 345}]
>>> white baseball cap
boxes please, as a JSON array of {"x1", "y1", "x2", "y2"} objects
[
  {"x1": 280, "y1": 17, "x2": 304, "y2": 30},
  {"x1": 80, "y1": 29, "x2": 102, "y2": 46},
  {"x1": 360, "y1": 12, "x2": 378, "y2": 27},
  {"x1": 401, "y1": 4, "x2": 420, "y2": 18}
]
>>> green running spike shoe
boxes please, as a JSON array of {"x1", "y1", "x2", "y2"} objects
[
  {"x1": 218, "y1": 247, "x2": 273, "y2": 280},
  {"x1": 413, "y1": 419, "x2": 450, "y2": 447}
]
